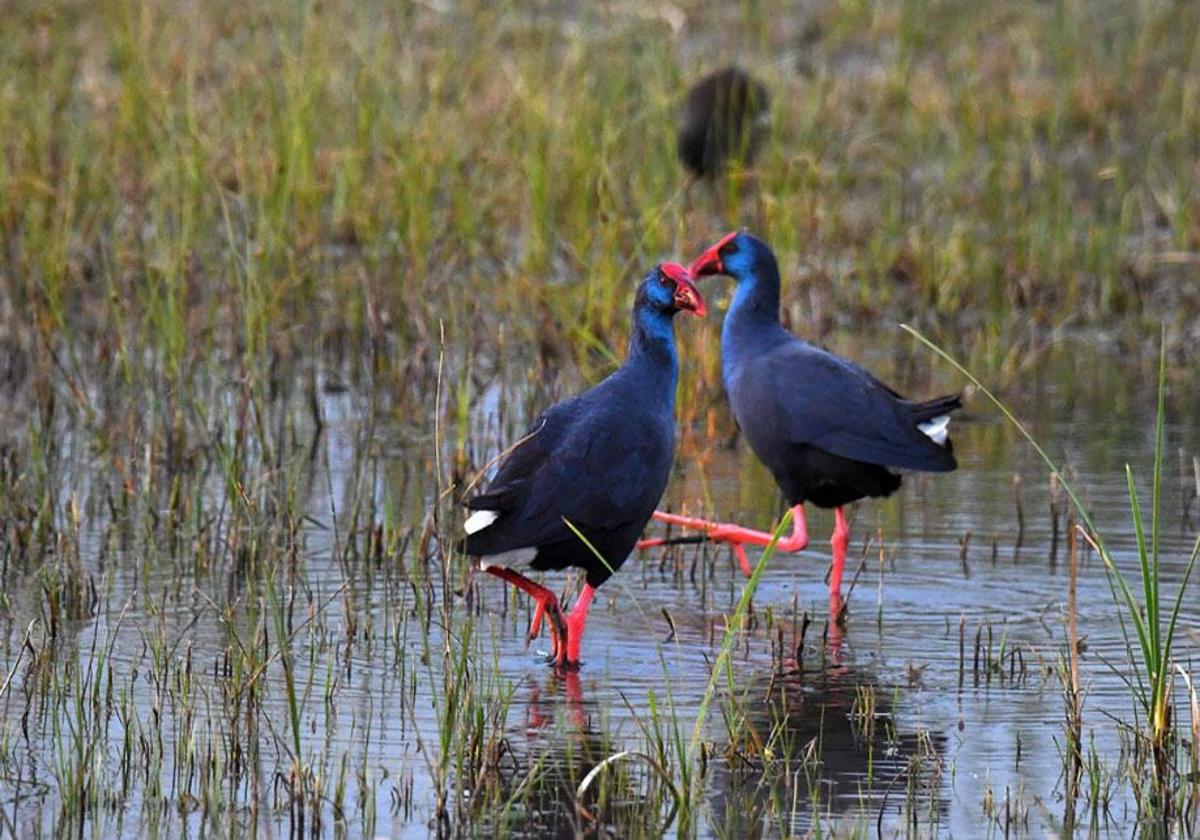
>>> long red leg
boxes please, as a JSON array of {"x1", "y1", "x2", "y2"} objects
[
  {"x1": 528, "y1": 598, "x2": 548, "y2": 641},
  {"x1": 638, "y1": 505, "x2": 809, "y2": 577},
  {"x1": 563, "y1": 583, "x2": 596, "y2": 668},
  {"x1": 829, "y1": 506, "x2": 849, "y2": 611},
  {"x1": 480, "y1": 564, "x2": 568, "y2": 661}
]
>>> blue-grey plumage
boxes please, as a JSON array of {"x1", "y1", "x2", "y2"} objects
[
  {"x1": 460, "y1": 263, "x2": 705, "y2": 668},
  {"x1": 688, "y1": 231, "x2": 962, "y2": 603}
]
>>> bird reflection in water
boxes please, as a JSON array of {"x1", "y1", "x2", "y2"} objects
[
  {"x1": 707, "y1": 660, "x2": 947, "y2": 838},
  {"x1": 472, "y1": 671, "x2": 677, "y2": 840}
]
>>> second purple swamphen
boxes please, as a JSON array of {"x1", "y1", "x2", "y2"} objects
[
  {"x1": 668, "y1": 231, "x2": 962, "y2": 609},
  {"x1": 461, "y1": 264, "x2": 706, "y2": 669}
]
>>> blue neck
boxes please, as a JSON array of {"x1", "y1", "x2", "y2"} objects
[
  {"x1": 626, "y1": 307, "x2": 679, "y2": 389},
  {"x1": 723, "y1": 255, "x2": 782, "y2": 341}
]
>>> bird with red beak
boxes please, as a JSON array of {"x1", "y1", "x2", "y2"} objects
[
  {"x1": 645, "y1": 232, "x2": 961, "y2": 621},
  {"x1": 462, "y1": 262, "x2": 705, "y2": 668}
]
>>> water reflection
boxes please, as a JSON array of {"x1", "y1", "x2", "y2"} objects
[
  {"x1": 4, "y1": 333, "x2": 1197, "y2": 837},
  {"x1": 707, "y1": 663, "x2": 947, "y2": 838},
  {"x1": 473, "y1": 671, "x2": 677, "y2": 840}
]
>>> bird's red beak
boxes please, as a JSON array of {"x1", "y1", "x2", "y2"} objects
[
  {"x1": 660, "y1": 262, "x2": 707, "y2": 317},
  {"x1": 688, "y1": 230, "x2": 739, "y2": 277}
]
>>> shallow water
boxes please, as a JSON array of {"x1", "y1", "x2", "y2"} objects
[{"x1": 3, "y1": 329, "x2": 1199, "y2": 838}]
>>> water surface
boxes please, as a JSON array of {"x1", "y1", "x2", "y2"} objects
[{"x1": 3, "y1": 329, "x2": 1198, "y2": 838}]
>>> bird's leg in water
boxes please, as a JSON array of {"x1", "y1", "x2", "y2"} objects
[
  {"x1": 828, "y1": 506, "x2": 849, "y2": 616},
  {"x1": 563, "y1": 584, "x2": 596, "y2": 668},
  {"x1": 638, "y1": 505, "x2": 809, "y2": 576},
  {"x1": 480, "y1": 565, "x2": 568, "y2": 663}
]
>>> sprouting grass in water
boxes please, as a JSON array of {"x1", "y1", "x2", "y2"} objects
[
  {"x1": 905, "y1": 324, "x2": 1200, "y2": 832},
  {"x1": 561, "y1": 513, "x2": 799, "y2": 835}
]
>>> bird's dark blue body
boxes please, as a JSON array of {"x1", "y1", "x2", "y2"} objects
[
  {"x1": 708, "y1": 233, "x2": 961, "y2": 509},
  {"x1": 461, "y1": 263, "x2": 704, "y2": 672},
  {"x1": 462, "y1": 264, "x2": 704, "y2": 666},
  {"x1": 462, "y1": 297, "x2": 678, "y2": 588}
]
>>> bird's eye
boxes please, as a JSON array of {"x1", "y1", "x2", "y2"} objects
[{"x1": 659, "y1": 271, "x2": 672, "y2": 285}]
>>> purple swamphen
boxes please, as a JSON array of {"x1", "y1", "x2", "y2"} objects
[
  {"x1": 461, "y1": 264, "x2": 706, "y2": 669},
  {"x1": 667, "y1": 231, "x2": 961, "y2": 610}
]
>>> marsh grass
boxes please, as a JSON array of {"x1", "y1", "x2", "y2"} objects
[
  {"x1": 906, "y1": 324, "x2": 1200, "y2": 834},
  {"x1": 2, "y1": 0, "x2": 1200, "y2": 835}
]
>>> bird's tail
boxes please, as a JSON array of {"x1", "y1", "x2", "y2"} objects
[
  {"x1": 911, "y1": 393, "x2": 963, "y2": 423},
  {"x1": 912, "y1": 393, "x2": 963, "y2": 451}
]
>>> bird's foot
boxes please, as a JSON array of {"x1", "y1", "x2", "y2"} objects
[
  {"x1": 545, "y1": 652, "x2": 581, "y2": 672},
  {"x1": 829, "y1": 590, "x2": 847, "y2": 627},
  {"x1": 479, "y1": 565, "x2": 573, "y2": 664},
  {"x1": 532, "y1": 595, "x2": 569, "y2": 666}
]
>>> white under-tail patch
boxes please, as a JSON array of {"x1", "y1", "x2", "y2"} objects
[
  {"x1": 464, "y1": 510, "x2": 499, "y2": 534},
  {"x1": 918, "y1": 415, "x2": 951, "y2": 446}
]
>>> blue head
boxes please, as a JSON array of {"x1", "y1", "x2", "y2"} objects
[
  {"x1": 626, "y1": 263, "x2": 706, "y2": 363},
  {"x1": 687, "y1": 230, "x2": 778, "y2": 282},
  {"x1": 633, "y1": 262, "x2": 707, "y2": 321},
  {"x1": 688, "y1": 231, "x2": 782, "y2": 322}
]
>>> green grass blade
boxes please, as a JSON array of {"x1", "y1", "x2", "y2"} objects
[
  {"x1": 1124, "y1": 466, "x2": 1158, "y2": 669},
  {"x1": 1150, "y1": 333, "x2": 1168, "y2": 663},
  {"x1": 1162, "y1": 532, "x2": 1200, "y2": 683},
  {"x1": 1150, "y1": 329, "x2": 1166, "y2": 605}
]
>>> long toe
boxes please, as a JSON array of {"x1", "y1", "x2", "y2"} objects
[
  {"x1": 527, "y1": 599, "x2": 548, "y2": 644},
  {"x1": 541, "y1": 623, "x2": 562, "y2": 664},
  {"x1": 544, "y1": 603, "x2": 569, "y2": 668},
  {"x1": 734, "y1": 543, "x2": 753, "y2": 577}
]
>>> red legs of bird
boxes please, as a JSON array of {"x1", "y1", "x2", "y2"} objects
[
  {"x1": 637, "y1": 505, "x2": 809, "y2": 577},
  {"x1": 563, "y1": 584, "x2": 595, "y2": 668},
  {"x1": 480, "y1": 564, "x2": 568, "y2": 665},
  {"x1": 480, "y1": 564, "x2": 595, "y2": 670},
  {"x1": 829, "y1": 506, "x2": 849, "y2": 603}
]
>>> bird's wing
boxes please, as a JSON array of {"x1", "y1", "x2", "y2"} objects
[
  {"x1": 739, "y1": 340, "x2": 955, "y2": 471},
  {"x1": 468, "y1": 398, "x2": 672, "y2": 548},
  {"x1": 512, "y1": 415, "x2": 671, "y2": 543},
  {"x1": 466, "y1": 400, "x2": 577, "y2": 514}
]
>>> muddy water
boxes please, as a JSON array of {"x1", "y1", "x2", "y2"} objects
[{"x1": 4, "y1": 329, "x2": 1199, "y2": 838}]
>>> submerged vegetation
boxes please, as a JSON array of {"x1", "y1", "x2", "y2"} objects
[{"x1": 0, "y1": 0, "x2": 1198, "y2": 836}]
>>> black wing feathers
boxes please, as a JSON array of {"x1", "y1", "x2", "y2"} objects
[
  {"x1": 462, "y1": 384, "x2": 671, "y2": 556},
  {"x1": 741, "y1": 340, "x2": 960, "y2": 472}
]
